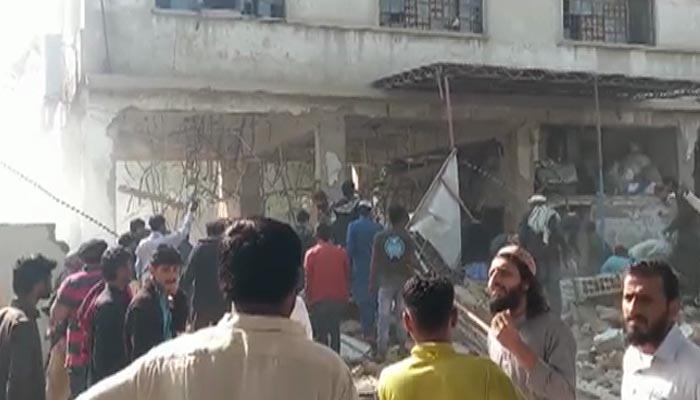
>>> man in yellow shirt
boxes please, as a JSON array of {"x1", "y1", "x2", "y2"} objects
[{"x1": 378, "y1": 275, "x2": 523, "y2": 400}]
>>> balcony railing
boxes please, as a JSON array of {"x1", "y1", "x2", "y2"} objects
[
  {"x1": 380, "y1": 0, "x2": 483, "y2": 34},
  {"x1": 563, "y1": 0, "x2": 654, "y2": 45},
  {"x1": 156, "y1": 0, "x2": 285, "y2": 18}
]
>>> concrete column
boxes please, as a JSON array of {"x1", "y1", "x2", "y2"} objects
[
  {"x1": 314, "y1": 115, "x2": 347, "y2": 200},
  {"x1": 677, "y1": 117, "x2": 699, "y2": 191},
  {"x1": 78, "y1": 109, "x2": 118, "y2": 241},
  {"x1": 239, "y1": 160, "x2": 264, "y2": 217},
  {"x1": 504, "y1": 123, "x2": 538, "y2": 230}
]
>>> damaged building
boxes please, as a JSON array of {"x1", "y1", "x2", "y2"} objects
[
  {"x1": 53, "y1": 0, "x2": 700, "y2": 253},
  {"x1": 44, "y1": 0, "x2": 700, "y2": 397}
]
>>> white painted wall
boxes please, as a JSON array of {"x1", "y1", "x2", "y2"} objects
[
  {"x1": 656, "y1": 0, "x2": 700, "y2": 49},
  {"x1": 286, "y1": 0, "x2": 378, "y2": 27},
  {"x1": 83, "y1": 0, "x2": 700, "y2": 98}
]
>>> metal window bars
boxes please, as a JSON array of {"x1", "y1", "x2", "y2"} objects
[
  {"x1": 564, "y1": 0, "x2": 655, "y2": 44},
  {"x1": 380, "y1": 0, "x2": 483, "y2": 34}
]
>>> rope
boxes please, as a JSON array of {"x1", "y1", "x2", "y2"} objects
[{"x1": 0, "y1": 160, "x2": 118, "y2": 237}]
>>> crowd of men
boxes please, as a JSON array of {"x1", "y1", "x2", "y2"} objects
[{"x1": 0, "y1": 180, "x2": 699, "y2": 400}]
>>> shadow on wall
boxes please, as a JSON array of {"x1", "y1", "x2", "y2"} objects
[{"x1": 0, "y1": 224, "x2": 66, "y2": 360}]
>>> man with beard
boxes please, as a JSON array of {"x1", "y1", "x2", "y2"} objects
[
  {"x1": 0, "y1": 255, "x2": 56, "y2": 400},
  {"x1": 487, "y1": 245, "x2": 576, "y2": 400},
  {"x1": 621, "y1": 260, "x2": 700, "y2": 400}
]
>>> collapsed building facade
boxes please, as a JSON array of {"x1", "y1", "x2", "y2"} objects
[{"x1": 53, "y1": 0, "x2": 700, "y2": 249}]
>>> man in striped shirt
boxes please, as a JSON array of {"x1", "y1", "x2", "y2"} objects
[{"x1": 51, "y1": 239, "x2": 108, "y2": 399}]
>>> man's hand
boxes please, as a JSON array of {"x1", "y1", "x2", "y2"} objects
[
  {"x1": 491, "y1": 310, "x2": 537, "y2": 370},
  {"x1": 189, "y1": 200, "x2": 199, "y2": 212},
  {"x1": 491, "y1": 310, "x2": 522, "y2": 352}
]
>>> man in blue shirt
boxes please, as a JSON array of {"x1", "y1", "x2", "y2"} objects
[
  {"x1": 600, "y1": 245, "x2": 632, "y2": 275},
  {"x1": 347, "y1": 200, "x2": 382, "y2": 342}
]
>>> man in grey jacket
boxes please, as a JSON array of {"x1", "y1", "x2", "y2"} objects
[{"x1": 487, "y1": 245, "x2": 576, "y2": 400}]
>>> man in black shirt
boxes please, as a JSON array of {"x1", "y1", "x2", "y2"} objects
[{"x1": 89, "y1": 247, "x2": 133, "y2": 385}]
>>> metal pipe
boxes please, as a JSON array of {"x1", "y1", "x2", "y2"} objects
[
  {"x1": 594, "y1": 76, "x2": 606, "y2": 245},
  {"x1": 444, "y1": 76, "x2": 456, "y2": 149}
]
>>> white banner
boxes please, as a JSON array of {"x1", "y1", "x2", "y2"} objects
[{"x1": 408, "y1": 149, "x2": 462, "y2": 269}]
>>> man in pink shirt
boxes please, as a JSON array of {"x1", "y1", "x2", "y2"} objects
[{"x1": 304, "y1": 224, "x2": 350, "y2": 353}]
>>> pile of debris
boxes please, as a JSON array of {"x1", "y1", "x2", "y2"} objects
[{"x1": 563, "y1": 274, "x2": 700, "y2": 399}]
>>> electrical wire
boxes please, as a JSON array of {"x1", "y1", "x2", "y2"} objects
[{"x1": 0, "y1": 159, "x2": 118, "y2": 237}]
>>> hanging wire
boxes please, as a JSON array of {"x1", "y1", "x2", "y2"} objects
[{"x1": 0, "y1": 160, "x2": 118, "y2": 237}]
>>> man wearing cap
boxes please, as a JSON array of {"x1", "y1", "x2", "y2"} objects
[
  {"x1": 346, "y1": 199, "x2": 382, "y2": 344},
  {"x1": 370, "y1": 204, "x2": 417, "y2": 360},
  {"x1": 518, "y1": 195, "x2": 566, "y2": 315},
  {"x1": 51, "y1": 239, "x2": 109, "y2": 399},
  {"x1": 487, "y1": 245, "x2": 576, "y2": 400}
]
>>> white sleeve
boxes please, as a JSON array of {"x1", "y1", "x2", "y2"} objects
[
  {"x1": 291, "y1": 296, "x2": 314, "y2": 340},
  {"x1": 162, "y1": 211, "x2": 194, "y2": 247}
]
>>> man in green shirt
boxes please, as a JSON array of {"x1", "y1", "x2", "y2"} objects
[{"x1": 378, "y1": 275, "x2": 523, "y2": 400}]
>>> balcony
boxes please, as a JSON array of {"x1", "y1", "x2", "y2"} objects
[
  {"x1": 563, "y1": 0, "x2": 655, "y2": 45},
  {"x1": 155, "y1": 0, "x2": 285, "y2": 18},
  {"x1": 380, "y1": 0, "x2": 483, "y2": 34}
]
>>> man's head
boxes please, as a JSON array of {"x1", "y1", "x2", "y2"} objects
[
  {"x1": 358, "y1": 200, "x2": 373, "y2": 217},
  {"x1": 341, "y1": 180, "x2": 355, "y2": 199},
  {"x1": 388, "y1": 204, "x2": 409, "y2": 227},
  {"x1": 130, "y1": 218, "x2": 147, "y2": 237},
  {"x1": 316, "y1": 223, "x2": 332, "y2": 242},
  {"x1": 488, "y1": 245, "x2": 549, "y2": 318},
  {"x1": 622, "y1": 261, "x2": 680, "y2": 350},
  {"x1": 13, "y1": 255, "x2": 57, "y2": 301},
  {"x1": 402, "y1": 275, "x2": 457, "y2": 342},
  {"x1": 206, "y1": 219, "x2": 228, "y2": 238},
  {"x1": 148, "y1": 215, "x2": 167, "y2": 234},
  {"x1": 149, "y1": 244, "x2": 182, "y2": 295},
  {"x1": 613, "y1": 245, "x2": 629, "y2": 258},
  {"x1": 57, "y1": 241, "x2": 70, "y2": 255},
  {"x1": 527, "y1": 194, "x2": 547, "y2": 208},
  {"x1": 221, "y1": 217, "x2": 301, "y2": 317},
  {"x1": 78, "y1": 239, "x2": 109, "y2": 266},
  {"x1": 312, "y1": 191, "x2": 329, "y2": 211},
  {"x1": 118, "y1": 233, "x2": 135, "y2": 249},
  {"x1": 296, "y1": 209, "x2": 310, "y2": 225},
  {"x1": 101, "y1": 246, "x2": 133, "y2": 288}
]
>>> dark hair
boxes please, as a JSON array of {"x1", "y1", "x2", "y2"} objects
[
  {"x1": 499, "y1": 253, "x2": 550, "y2": 318},
  {"x1": 627, "y1": 260, "x2": 680, "y2": 301},
  {"x1": 388, "y1": 204, "x2": 408, "y2": 225},
  {"x1": 56, "y1": 241, "x2": 70, "y2": 255},
  {"x1": 78, "y1": 239, "x2": 108, "y2": 265},
  {"x1": 150, "y1": 244, "x2": 182, "y2": 268},
  {"x1": 402, "y1": 275, "x2": 454, "y2": 332},
  {"x1": 118, "y1": 233, "x2": 135, "y2": 248},
  {"x1": 13, "y1": 255, "x2": 57, "y2": 296},
  {"x1": 221, "y1": 217, "x2": 301, "y2": 305},
  {"x1": 206, "y1": 219, "x2": 228, "y2": 237},
  {"x1": 148, "y1": 215, "x2": 166, "y2": 232},
  {"x1": 101, "y1": 246, "x2": 132, "y2": 281},
  {"x1": 296, "y1": 209, "x2": 310, "y2": 224},
  {"x1": 130, "y1": 218, "x2": 146, "y2": 234},
  {"x1": 341, "y1": 180, "x2": 355, "y2": 198},
  {"x1": 316, "y1": 223, "x2": 332, "y2": 241},
  {"x1": 613, "y1": 245, "x2": 628, "y2": 257}
]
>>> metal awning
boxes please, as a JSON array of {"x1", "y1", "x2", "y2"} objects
[{"x1": 373, "y1": 63, "x2": 700, "y2": 100}]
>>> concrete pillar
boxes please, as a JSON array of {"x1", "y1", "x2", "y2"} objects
[
  {"x1": 314, "y1": 115, "x2": 347, "y2": 200},
  {"x1": 78, "y1": 109, "x2": 118, "y2": 241},
  {"x1": 504, "y1": 123, "x2": 538, "y2": 230},
  {"x1": 677, "y1": 117, "x2": 699, "y2": 192},
  {"x1": 239, "y1": 160, "x2": 264, "y2": 217}
]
